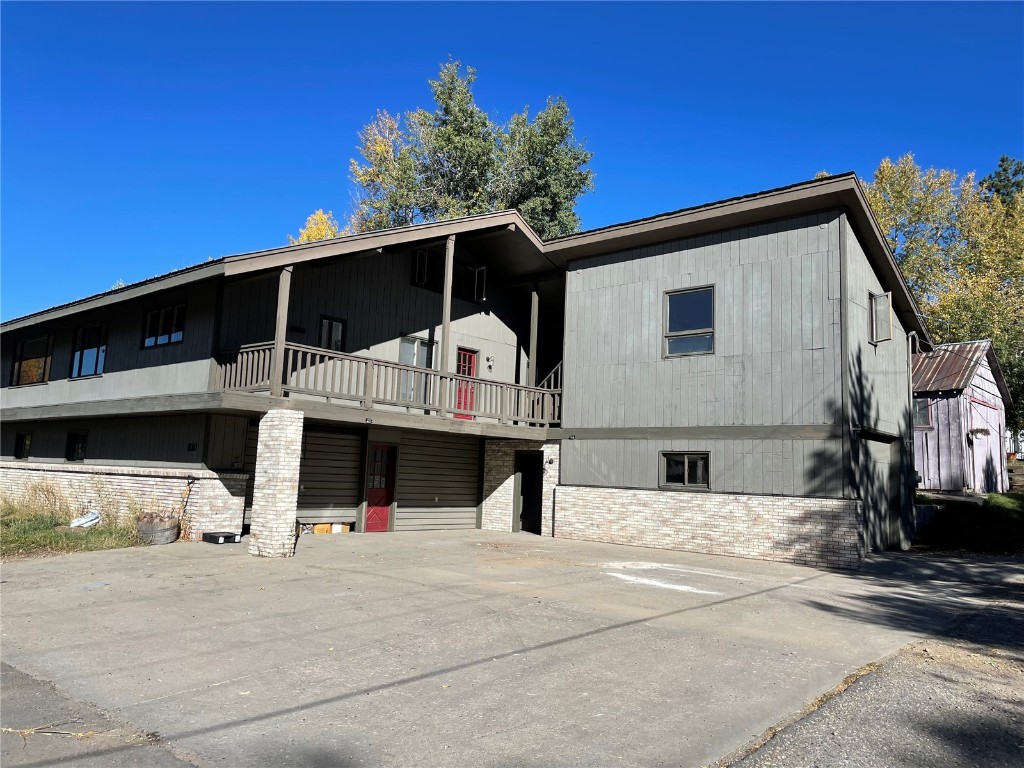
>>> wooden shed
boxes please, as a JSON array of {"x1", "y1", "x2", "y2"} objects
[{"x1": 912, "y1": 340, "x2": 1011, "y2": 494}]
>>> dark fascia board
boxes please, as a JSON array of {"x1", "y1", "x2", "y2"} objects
[
  {"x1": 1, "y1": 262, "x2": 225, "y2": 333},
  {"x1": 2, "y1": 210, "x2": 550, "y2": 333},
  {"x1": 544, "y1": 173, "x2": 931, "y2": 342},
  {"x1": 222, "y1": 209, "x2": 552, "y2": 277}
]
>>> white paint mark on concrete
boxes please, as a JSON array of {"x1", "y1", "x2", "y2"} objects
[
  {"x1": 602, "y1": 562, "x2": 749, "y2": 582},
  {"x1": 603, "y1": 572, "x2": 722, "y2": 595}
]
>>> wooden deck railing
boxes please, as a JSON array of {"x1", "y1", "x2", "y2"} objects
[{"x1": 217, "y1": 342, "x2": 560, "y2": 426}]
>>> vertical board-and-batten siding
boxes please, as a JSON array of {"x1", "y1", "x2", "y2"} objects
[
  {"x1": 218, "y1": 250, "x2": 531, "y2": 385},
  {"x1": 913, "y1": 394, "x2": 965, "y2": 491},
  {"x1": 966, "y1": 358, "x2": 1008, "y2": 492},
  {"x1": 561, "y1": 210, "x2": 845, "y2": 496},
  {"x1": 395, "y1": 432, "x2": 481, "y2": 530}
]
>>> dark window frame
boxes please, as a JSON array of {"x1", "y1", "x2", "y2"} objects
[
  {"x1": 659, "y1": 451, "x2": 711, "y2": 490},
  {"x1": 65, "y1": 431, "x2": 88, "y2": 463},
  {"x1": 9, "y1": 335, "x2": 54, "y2": 386},
  {"x1": 913, "y1": 397, "x2": 932, "y2": 429},
  {"x1": 70, "y1": 322, "x2": 108, "y2": 379},
  {"x1": 13, "y1": 433, "x2": 32, "y2": 460},
  {"x1": 142, "y1": 303, "x2": 186, "y2": 348},
  {"x1": 411, "y1": 248, "x2": 486, "y2": 303},
  {"x1": 663, "y1": 286, "x2": 715, "y2": 358},
  {"x1": 318, "y1": 315, "x2": 346, "y2": 353}
]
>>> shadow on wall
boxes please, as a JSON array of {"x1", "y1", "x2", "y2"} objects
[
  {"x1": 982, "y1": 452, "x2": 998, "y2": 494},
  {"x1": 804, "y1": 348, "x2": 915, "y2": 555}
]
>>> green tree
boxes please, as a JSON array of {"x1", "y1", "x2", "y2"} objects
[
  {"x1": 863, "y1": 153, "x2": 1024, "y2": 430},
  {"x1": 288, "y1": 209, "x2": 344, "y2": 244},
  {"x1": 348, "y1": 60, "x2": 593, "y2": 239},
  {"x1": 981, "y1": 155, "x2": 1024, "y2": 206}
]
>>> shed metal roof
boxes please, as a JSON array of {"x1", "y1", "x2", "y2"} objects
[{"x1": 912, "y1": 340, "x2": 1012, "y2": 405}]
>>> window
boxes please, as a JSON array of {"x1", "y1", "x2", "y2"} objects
[
  {"x1": 661, "y1": 452, "x2": 710, "y2": 489},
  {"x1": 71, "y1": 323, "x2": 107, "y2": 378},
  {"x1": 319, "y1": 316, "x2": 345, "y2": 352},
  {"x1": 411, "y1": 248, "x2": 486, "y2": 303},
  {"x1": 65, "y1": 432, "x2": 88, "y2": 462},
  {"x1": 399, "y1": 336, "x2": 436, "y2": 404},
  {"x1": 913, "y1": 398, "x2": 931, "y2": 428},
  {"x1": 13, "y1": 433, "x2": 31, "y2": 460},
  {"x1": 10, "y1": 335, "x2": 53, "y2": 386},
  {"x1": 665, "y1": 287, "x2": 714, "y2": 356},
  {"x1": 143, "y1": 304, "x2": 185, "y2": 347},
  {"x1": 869, "y1": 292, "x2": 892, "y2": 343}
]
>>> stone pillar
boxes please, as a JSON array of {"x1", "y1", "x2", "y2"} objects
[
  {"x1": 248, "y1": 409, "x2": 303, "y2": 557},
  {"x1": 481, "y1": 438, "x2": 560, "y2": 535},
  {"x1": 540, "y1": 440, "x2": 560, "y2": 537}
]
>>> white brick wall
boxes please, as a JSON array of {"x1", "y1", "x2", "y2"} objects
[
  {"x1": 482, "y1": 439, "x2": 560, "y2": 535},
  {"x1": 554, "y1": 485, "x2": 865, "y2": 569},
  {"x1": 248, "y1": 409, "x2": 304, "y2": 557},
  {"x1": 0, "y1": 461, "x2": 246, "y2": 540}
]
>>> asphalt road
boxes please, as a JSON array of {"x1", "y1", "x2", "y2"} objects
[{"x1": 2, "y1": 532, "x2": 1021, "y2": 767}]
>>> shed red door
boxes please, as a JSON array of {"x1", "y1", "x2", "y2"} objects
[
  {"x1": 454, "y1": 348, "x2": 478, "y2": 420},
  {"x1": 365, "y1": 444, "x2": 396, "y2": 532}
]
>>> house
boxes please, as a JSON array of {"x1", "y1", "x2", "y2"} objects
[
  {"x1": 1, "y1": 174, "x2": 930, "y2": 567},
  {"x1": 912, "y1": 340, "x2": 1012, "y2": 494}
]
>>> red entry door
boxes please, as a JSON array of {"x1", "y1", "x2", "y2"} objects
[
  {"x1": 365, "y1": 444, "x2": 396, "y2": 532},
  {"x1": 454, "y1": 348, "x2": 478, "y2": 420}
]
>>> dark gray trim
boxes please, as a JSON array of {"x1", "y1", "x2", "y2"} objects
[
  {"x1": 854, "y1": 426, "x2": 900, "y2": 444},
  {"x1": 658, "y1": 450, "x2": 711, "y2": 491},
  {"x1": 1, "y1": 393, "x2": 227, "y2": 422},
  {"x1": 662, "y1": 284, "x2": 716, "y2": 358},
  {"x1": 556, "y1": 481, "x2": 850, "y2": 502},
  {"x1": 550, "y1": 425, "x2": 843, "y2": 440}
]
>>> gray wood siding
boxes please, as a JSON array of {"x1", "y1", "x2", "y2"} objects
[
  {"x1": 205, "y1": 415, "x2": 249, "y2": 471},
  {"x1": 396, "y1": 432, "x2": 480, "y2": 529},
  {"x1": 219, "y1": 250, "x2": 533, "y2": 385},
  {"x1": 298, "y1": 429, "x2": 363, "y2": 511},
  {"x1": 966, "y1": 358, "x2": 1008, "y2": 492},
  {"x1": 913, "y1": 394, "x2": 965, "y2": 491},
  {"x1": 2, "y1": 280, "x2": 219, "y2": 409},
  {"x1": 1, "y1": 415, "x2": 206, "y2": 467},
  {"x1": 561, "y1": 211, "x2": 845, "y2": 496}
]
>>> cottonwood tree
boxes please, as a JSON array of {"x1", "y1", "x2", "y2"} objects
[
  {"x1": 348, "y1": 60, "x2": 594, "y2": 239},
  {"x1": 863, "y1": 153, "x2": 1024, "y2": 430},
  {"x1": 288, "y1": 209, "x2": 345, "y2": 244}
]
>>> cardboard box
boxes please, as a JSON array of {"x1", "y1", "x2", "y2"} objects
[{"x1": 313, "y1": 523, "x2": 333, "y2": 535}]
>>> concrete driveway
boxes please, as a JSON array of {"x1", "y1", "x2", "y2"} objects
[{"x1": 2, "y1": 531, "x2": 1019, "y2": 767}]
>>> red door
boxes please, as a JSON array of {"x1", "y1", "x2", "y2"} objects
[
  {"x1": 365, "y1": 444, "x2": 395, "y2": 532},
  {"x1": 455, "y1": 348, "x2": 478, "y2": 420}
]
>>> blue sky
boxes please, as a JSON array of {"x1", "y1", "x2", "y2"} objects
[{"x1": 2, "y1": 2, "x2": 1022, "y2": 321}]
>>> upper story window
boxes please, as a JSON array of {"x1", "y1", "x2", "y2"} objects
[
  {"x1": 10, "y1": 335, "x2": 53, "y2": 386},
  {"x1": 319, "y1": 316, "x2": 345, "y2": 352},
  {"x1": 412, "y1": 249, "x2": 486, "y2": 303},
  {"x1": 71, "y1": 323, "x2": 108, "y2": 378},
  {"x1": 660, "y1": 451, "x2": 710, "y2": 490},
  {"x1": 665, "y1": 286, "x2": 714, "y2": 356},
  {"x1": 869, "y1": 292, "x2": 893, "y2": 343},
  {"x1": 913, "y1": 398, "x2": 931, "y2": 428},
  {"x1": 143, "y1": 303, "x2": 185, "y2": 348}
]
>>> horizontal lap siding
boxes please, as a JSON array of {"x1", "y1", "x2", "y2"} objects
[
  {"x1": 396, "y1": 433, "x2": 480, "y2": 530},
  {"x1": 298, "y1": 430, "x2": 362, "y2": 511}
]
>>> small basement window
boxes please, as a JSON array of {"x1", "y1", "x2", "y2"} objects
[
  {"x1": 869, "y1": 292, "x2": 892, "y2": 343},
  {"x1": 913, "y1": 398, "x2": 931, "y2": 428},
  {"x1": 71, "y1": 323, "x2": 108, "y2": 378},
  {"x1": 13, "y1": 433, "x2": 32, "y2": 460},
  {"x1": 143, "y1": 304, "x2": 186, "y2": 347},
  {"x1": 10, "y1": 335, "x2": 53, "y2": 386},
  {"x1": 65, "y1": 432, "x2": 88, "y2": 462},
  {"x1": 665, "y1": 287, "x2": 714, "y2": 356},
  {"x1": 660, "y1": 452, "x2": 710, "y2": 489}
]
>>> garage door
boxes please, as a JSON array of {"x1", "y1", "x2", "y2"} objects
[{"x1": 395, "y1": 433, "x2": 481, "y2": 530}]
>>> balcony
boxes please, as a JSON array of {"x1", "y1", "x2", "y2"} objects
[{"x1": 217, "y1": 342, "x2": 561, "y2": 427}]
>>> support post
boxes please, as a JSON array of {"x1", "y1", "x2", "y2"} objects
[
  {"x1": 438, "y1": 235, "x2": 456, "y2": 418},
  {"x1": 270, "y1": 266, "x2": 293, "y2": 398},
  {"x1": 529, "y1": 283, "x2": 540, "y2": 387}
]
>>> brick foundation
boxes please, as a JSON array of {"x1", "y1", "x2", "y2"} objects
[
  {"x1": 0, "y1": 461, "x2": 246, "y2": 540},
  {"x1": 553, "y1": 485, "x2": 865, "y2": 569},
  {"x1": 248, "y1": 409, "x2": 303, "y2": 558},
  {"x1": 482, "y1": 439, "x2": 560, "y2": 535}
]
